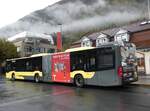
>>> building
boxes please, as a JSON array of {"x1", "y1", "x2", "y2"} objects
[
  {"x1": 72, "y1": 21, "x2": 150, "y2": 48},
  {"x1": 71, "y1": 21, "x2": 150, "y2": 75},
  {"x1": 8, "y1": 31, "x2": 56, "y2": 57}
]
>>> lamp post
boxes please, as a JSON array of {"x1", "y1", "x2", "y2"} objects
[
  {"x1": 58, "y1": 24, "x2": 62, "y2": 34},
  {"x1": 148, "y1": 0, "x2": 150, "y2": 19},
  {"x1": 57, "y1": 24, "x2": 62, "y2": 52}
]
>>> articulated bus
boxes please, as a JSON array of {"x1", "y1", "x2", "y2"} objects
[{"x1": 6, "y1": 43, "x2": 138, "y2": 87}]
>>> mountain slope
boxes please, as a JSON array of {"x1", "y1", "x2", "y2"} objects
[{"x1": 0, "y1": 0, "x2": 147, "y2": 38}]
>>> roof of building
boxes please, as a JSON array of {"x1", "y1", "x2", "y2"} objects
[
  {"x1": 73, "y1": 20, "x2": 150, "y2": 44},
  {"x1": 11, "y1": 37, "x2": 52, "y2": 45},
  {"x1": 8, "y1": 31, "x2": 54, "y2": 44},
  {"x1": 102, "y1": 21, "x2": 150, "y2": 36}
]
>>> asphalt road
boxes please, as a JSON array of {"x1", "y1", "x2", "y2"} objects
[{"x1": 0, "y1": 78, "x2": 150, "y2": 111}]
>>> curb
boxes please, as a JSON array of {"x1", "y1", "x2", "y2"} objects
[{"x1": 131, "y1": 83, "x2": 150, "y2": 87}]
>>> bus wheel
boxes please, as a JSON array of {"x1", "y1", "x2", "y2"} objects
[
  {"x1": 74, "y1": 74, "x2": 84, "y2": 88},
  {"x1": 11, "y1": 73, "x2": 15, "y2": 81},
  {"x1": 34, "y1": 74, "x2": 40, "y2": 83}
]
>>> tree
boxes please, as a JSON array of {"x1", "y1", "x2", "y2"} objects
[{"x1": 0, "y1": 39, "x2": 19, "y2": 64}]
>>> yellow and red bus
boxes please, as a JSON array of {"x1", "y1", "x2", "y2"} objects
[{"x1": 6, "y1": 43, "x2": 138, "y2": 87}]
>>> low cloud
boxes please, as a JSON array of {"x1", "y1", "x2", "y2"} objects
[{"x1": 0, "y1": 0, "x2": 147, "y2": 38}]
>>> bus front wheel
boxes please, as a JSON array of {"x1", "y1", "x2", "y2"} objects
[
  {"x1": 34, "y1": 74, "x2": 40, "y2": 83},
  {"x1": 11, "y1": 73, "x2": 15, "y2": 81},
  {"x1": 74, "y1": 74, "x2": 84, "y2": 88}
]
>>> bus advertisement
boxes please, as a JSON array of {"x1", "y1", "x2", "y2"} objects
[{"x1": 5, "y1": 43, "x2": 138, "y2": 87}]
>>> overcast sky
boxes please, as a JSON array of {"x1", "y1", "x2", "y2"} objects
[{"x1": 0, "y1": 0, "x2": 61, "y2": 28}]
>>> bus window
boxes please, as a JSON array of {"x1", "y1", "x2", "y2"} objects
[
  {"x1": 71, "y1": 59, "x2": 76, "y2": 71},
  {"x1": 70, "y1": 49, "x2": 97, "y2": 72},
  {"x1": 26, "y1": 61, "x2": 33, "y2": 71},
  {"x1": 71, "y1": 52, "x2": 84, "y2": 71},
  {"x1": 15, "y1": 59, "x2": 26, "y2": 71},
  {"x1": 32, "y1": 57, "x2": 42, "y2": 71},
  {"x1": 90, "y1": 57, "x2": 96, "y2": 68},
  {"x1": 97, "y1": 48, "x2": 115, "y2": 70},
  {"x1": 76, "y1": 54, "x2": 83, "y2": 70},
  {"x1": 6, "y1": 62, "x2": 12, "y2": 72}
]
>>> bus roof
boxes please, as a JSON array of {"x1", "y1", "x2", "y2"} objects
[
  {"x1": 30, "y1": 53, "x2": 51, "y2": 57},
  {"x1": 6, "y1": 53, "x2": 51, "y2": 61},
  {"x1": 6, "y1": 56, "x2": 33, "y2": 61},
  {"x1": 65, "y1": 42, "x2": 124, "y2": 53},
  {"x1": 65, "y1": 47, "x2": 95, "y2": 52}
]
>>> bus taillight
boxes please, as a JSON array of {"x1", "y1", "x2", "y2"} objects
[{"x1": 118, "y1": 66, "x2": 123, "y2": 78}]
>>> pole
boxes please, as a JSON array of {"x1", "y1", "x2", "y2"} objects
[
  {"x1": 60, "y1": 24, "x2": 62, "y2": 34},
  {"x1": 59, "y1": 24, "x2": 62, "y2": 52},
  {"x1": 60, "y1": 24, "x2": 62, "y2": 51},
  {"x1": 148, "y1": 0, "x2": 150, "y2": 19}
]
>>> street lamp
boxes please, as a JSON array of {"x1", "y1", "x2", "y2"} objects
[
  {"x1": 148, "y1": 0, "x2": 150, "y2": 19},
  {"x1": 58, "y1": 24, "x2": 62, "y2": 34},
  {"x1": 57, "y1": 24, "x2": 63, "y2": 52}
]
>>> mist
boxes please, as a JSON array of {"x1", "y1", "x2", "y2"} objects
[{"x1": 0, "y1": 0, "x2": 147, "y2": 38}]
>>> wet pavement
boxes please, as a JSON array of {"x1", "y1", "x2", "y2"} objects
[
  {"x1": 132, "y1": 75, "x2": 150, "y2": 86},
  {"x1": 0, "y1": 78, "x2": 150, "y2": 111}
]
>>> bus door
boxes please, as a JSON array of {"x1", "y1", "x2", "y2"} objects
[
  {"x1": 52, "y1": 53, "x2": 71, "y2": 83},
  {"x1": 97, "y1": 47, "x2": 116, "y2": 85},
  {"x1": 42, "y1": 55, "x2": 52, "y2": 82}
]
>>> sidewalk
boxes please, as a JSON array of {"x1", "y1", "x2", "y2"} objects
[{"x1": 132, "y1": 75, "x2": 150, "y2": 86}]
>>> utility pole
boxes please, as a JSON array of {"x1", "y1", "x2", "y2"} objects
[
  {"x1": 59, "y1": 24, "x2": 62, "y2": 51},
  {"x1": 148, "y1": 0, "x2": 150, "y2": 19},
  {"x1": 57, "y1": 24, "x2": 62, "y2": 52},
  {"x1": 59, "y1": 24, "x2": 62, "y2": 34}
]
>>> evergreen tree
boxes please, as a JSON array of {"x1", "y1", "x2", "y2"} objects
[{"x1": 0, "y1": 39, "x2": 19, "y2": 64}]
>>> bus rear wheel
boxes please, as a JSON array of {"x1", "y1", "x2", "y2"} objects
[
  {"x1": 74, "y1": 75, "x2": 84, "y2": 87},
  {"x1": 11, "y1": 73, "x2": 15, "y2": 81},
  {"x1": 34, "y1": 74, "x2": 40, "y2": 83}
]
